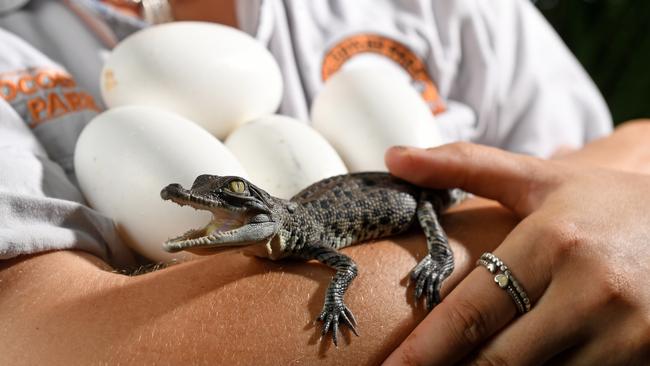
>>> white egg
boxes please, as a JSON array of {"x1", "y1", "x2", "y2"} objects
[
  {"x1": 310, "y1": 67, "x2": 443, "y2": 172},
  {"x1": 225, "y1": 115, "x2": 347, "y2": 199},
  {"x1": 74, "y1": 106, "x2": 247, "y2": 262},
  {"x1": 100, "y1": 22, "x2": 283, "y2": 139}
]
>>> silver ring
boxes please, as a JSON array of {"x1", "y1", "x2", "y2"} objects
[{"x1": 476, "y1": 252, "x2": 531, "y2": 314}]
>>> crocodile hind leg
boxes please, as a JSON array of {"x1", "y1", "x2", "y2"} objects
[
  {"x1": 294, "y1": 246, "x2": 359, "y2": 346},
  {"x1": 411, "y1": 192, "x2": 455, "y2": 310}
]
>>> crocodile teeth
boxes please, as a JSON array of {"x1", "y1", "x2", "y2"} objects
[{"x1": 163, "y1": 208, "x2": 250, "y2": 253}]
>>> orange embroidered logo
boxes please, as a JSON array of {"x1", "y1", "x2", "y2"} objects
[
  {"x1": 0, "y1": 68, "x2": 100, "y2": 128},
  {"x1": 322, "y1": 34, "x2": 445, "y2": 114}
]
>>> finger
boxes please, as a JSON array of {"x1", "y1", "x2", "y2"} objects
[
  {"x1": 466, "y1": 282, "x2": 586, "y2": 366},
  {"x1": 383, "y1": 222, "x2": 551, "y2": 366},
  {"x1": 385, "y1": 143, "x2": 559, "y2": 215}
]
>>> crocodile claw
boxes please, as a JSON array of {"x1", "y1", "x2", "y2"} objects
[
  {"x1": 411, "y1": 254, "x2": 443, "y2": 310},
  {"x1": 317, "y1": 303, "x2": 359, "y2": 346}
]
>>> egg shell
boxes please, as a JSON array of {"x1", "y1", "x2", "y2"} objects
[
  {"x1": 101, "y1": 21, "x2": 283, "y2": 139},
  {"x1": 225, "y1": 115, "x2": 347, "y2": 199},
  {"x1": 74, "y1": 105, "x2": 248, "y2": 262},
  {"x1": 310, "y1": 67, "x2": 443, "y2": 172}
]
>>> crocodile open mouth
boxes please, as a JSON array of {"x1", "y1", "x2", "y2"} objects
[
  {"x1": 160, "y1": 183, "x2": 257, "y2": 254},
  {"x1": 163, "y1": 209, "x2": 248, "y2": 253}
]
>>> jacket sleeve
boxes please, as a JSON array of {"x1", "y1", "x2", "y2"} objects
[
  {"x1": 451, "y1": 0, "x2": 613, "y2": 157},
  {"x1": 0, "y1": 98, "x2": 135, "y2": 267}
]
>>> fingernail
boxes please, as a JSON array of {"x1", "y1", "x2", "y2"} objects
[{"x1": 390, "y1": 145, "x2": 423, "y2": 153}]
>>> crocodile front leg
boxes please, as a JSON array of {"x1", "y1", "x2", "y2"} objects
[
  {"x1": 411, "y1": 193, "x2": 454, "y2": 310},
  {"x1": 294, "y1": 246, "x2": 359, "y2": 346}
]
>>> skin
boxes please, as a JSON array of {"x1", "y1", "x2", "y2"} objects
[
  {"x1": 384, "y1": 120, "x2": 650, "y2": 365},
  {"x1": 102, "y1": 0, "x2": 239, "y2": 27},
  {"x1": 168, "y1": 0, "x2": 239, "y2": 27},
  {"x1": 0, "y1": 200, "x2": 513, "y2": 365},
  {"x1": 1, "y1": 121, "x2": 649, "y2": 365}
]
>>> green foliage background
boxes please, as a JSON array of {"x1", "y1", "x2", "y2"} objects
[{"x1": 536, "y1": 0, "x2": 650, "y2": 124}]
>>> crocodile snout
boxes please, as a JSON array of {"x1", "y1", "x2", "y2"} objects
[{"x1": 160, "y1": 183, "x2": 183, "y2": 200}]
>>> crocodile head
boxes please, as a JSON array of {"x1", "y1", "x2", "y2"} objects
[{"x1": 160, "y1": 174, "x2": 282, "y2": 256}]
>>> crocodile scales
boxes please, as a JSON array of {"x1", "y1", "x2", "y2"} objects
[{"x1": 161, "y1": 172, "x2": 463, "y2": 346}]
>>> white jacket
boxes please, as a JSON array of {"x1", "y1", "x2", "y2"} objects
[{"x1": 0, "y1": 0, "x2": 611, "y2": 266}]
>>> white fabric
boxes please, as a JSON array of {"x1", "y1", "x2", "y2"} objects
[
  {"x1": 0, "y1": 93, "x2": 135, "y2": 266},
  {"x1": 0, "y1": 0, "x2": 612, "y2": 266},
  {"x1": 239, "y1": 0, "x2": 611, "y2": 157},
  {"x1": 0, "y1": 25, "x2": 134, "y2": 266}
]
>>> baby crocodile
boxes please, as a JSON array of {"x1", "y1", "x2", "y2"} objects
[{"x1": 160, "y1": 172, "x2": 463, "y2": 346}]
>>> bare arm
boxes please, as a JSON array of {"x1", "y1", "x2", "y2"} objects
[
  {"x1": 1, "y1": 120, "x2": 648, "y2": 365},
  {"x1": 0, "y1": 196, "x2": 514, "y2": 365},
  {"x1": 555, "y1": 119, "x2": 650, "y2": 174}
]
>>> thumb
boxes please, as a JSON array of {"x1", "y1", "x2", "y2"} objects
[{"x1": 385, "y1": 142, "x2": 557, "y2": 215}]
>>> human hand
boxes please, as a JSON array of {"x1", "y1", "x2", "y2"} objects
[{"x1": 383, "y1": 143, "x2": 650, "y2": 365}]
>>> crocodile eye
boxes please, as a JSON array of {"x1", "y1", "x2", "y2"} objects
[{"x1": 228, "y1": 180, "x2": 246, "y2": 194}]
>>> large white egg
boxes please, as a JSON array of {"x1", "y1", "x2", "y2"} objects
[
  {"x1": 225, "y1": 115, "x2": 347, "y2": 199},
  {"x1": 100, "y1": 22, "x2": 283, "y2": 139},
  {"x1": 310, "y1": 67, "x2": 443, "y2": 172},
  {"x1": 74, "y1": 106, "x2": 247, "y2": 262}
]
